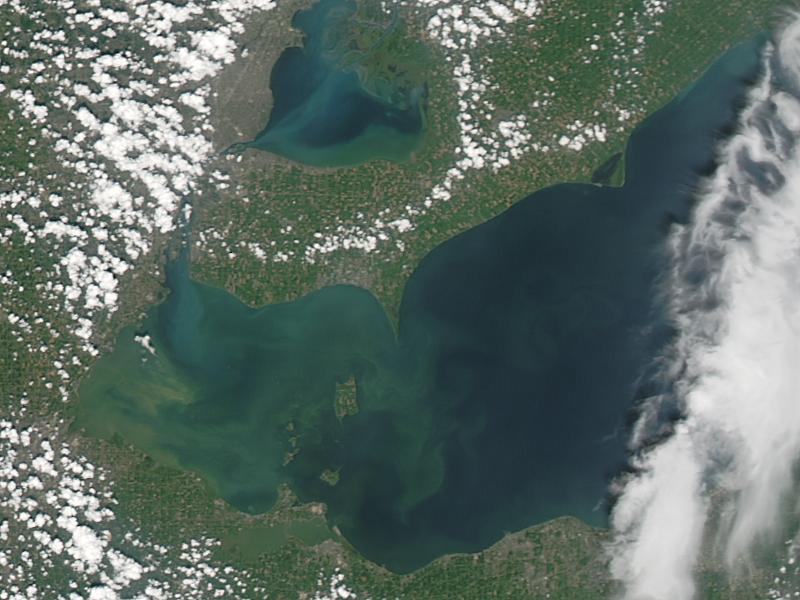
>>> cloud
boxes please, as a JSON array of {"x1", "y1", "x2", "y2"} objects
[
  {"x1": 610, "y1": 426, "x2": 706, "y2": 600},
  {"x1": 610, "y1": 16, "x2": 800, "y2": 600}
]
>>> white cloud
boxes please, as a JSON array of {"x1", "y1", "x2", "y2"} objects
[
  {"x1": 69, "y1": 525, "x2": 107, "y2": 573},
  {"x1": 610, "y1": 17, "x2": 800, "y2": 599},
  {"x1": 610, "y1": 426, "x2": 706, "y2": 600}
]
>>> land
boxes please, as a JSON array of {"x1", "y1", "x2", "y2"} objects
[{"x1": 334, "y1": 376, "x2": 359, "y2": 419}]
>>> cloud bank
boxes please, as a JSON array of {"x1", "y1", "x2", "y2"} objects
[{"x1": 610, "y1": 16, "x2": 800, "y2": 600}]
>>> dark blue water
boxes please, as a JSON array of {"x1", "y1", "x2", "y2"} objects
[
  {"x1": 242, "y1": 0, "x2": 425, "y2": 166},
  {"x1": 77, "y1": 38, "x2": 765, "y2": 573}
]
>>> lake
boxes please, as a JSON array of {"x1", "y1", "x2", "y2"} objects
[{"x1": 76, "y1": 37, "x2": 765, "y2": 572}]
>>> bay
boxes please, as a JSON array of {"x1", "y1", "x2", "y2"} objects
[{"x1": 237, "y1": 0, "x2": 426, "y2": 167}]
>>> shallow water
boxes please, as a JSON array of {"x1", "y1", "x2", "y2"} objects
[{"x1": 77, "y1": 38, "x2": 764, "y2": 572}]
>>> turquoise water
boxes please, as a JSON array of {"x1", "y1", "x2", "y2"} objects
[
  {"x1": 239, "y1": 0, "x2": 426, "y2": 167},
  {"x1": 77, "y1": 38, "x2": 765, "y2": 572}
]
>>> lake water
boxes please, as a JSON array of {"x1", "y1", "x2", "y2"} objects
[
  {"x1": 76, "y1": 38, "x2": 765, "y2": 572},
  {"x1": 238, "y1": 0, "x2": 426, "y2": 167}
]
